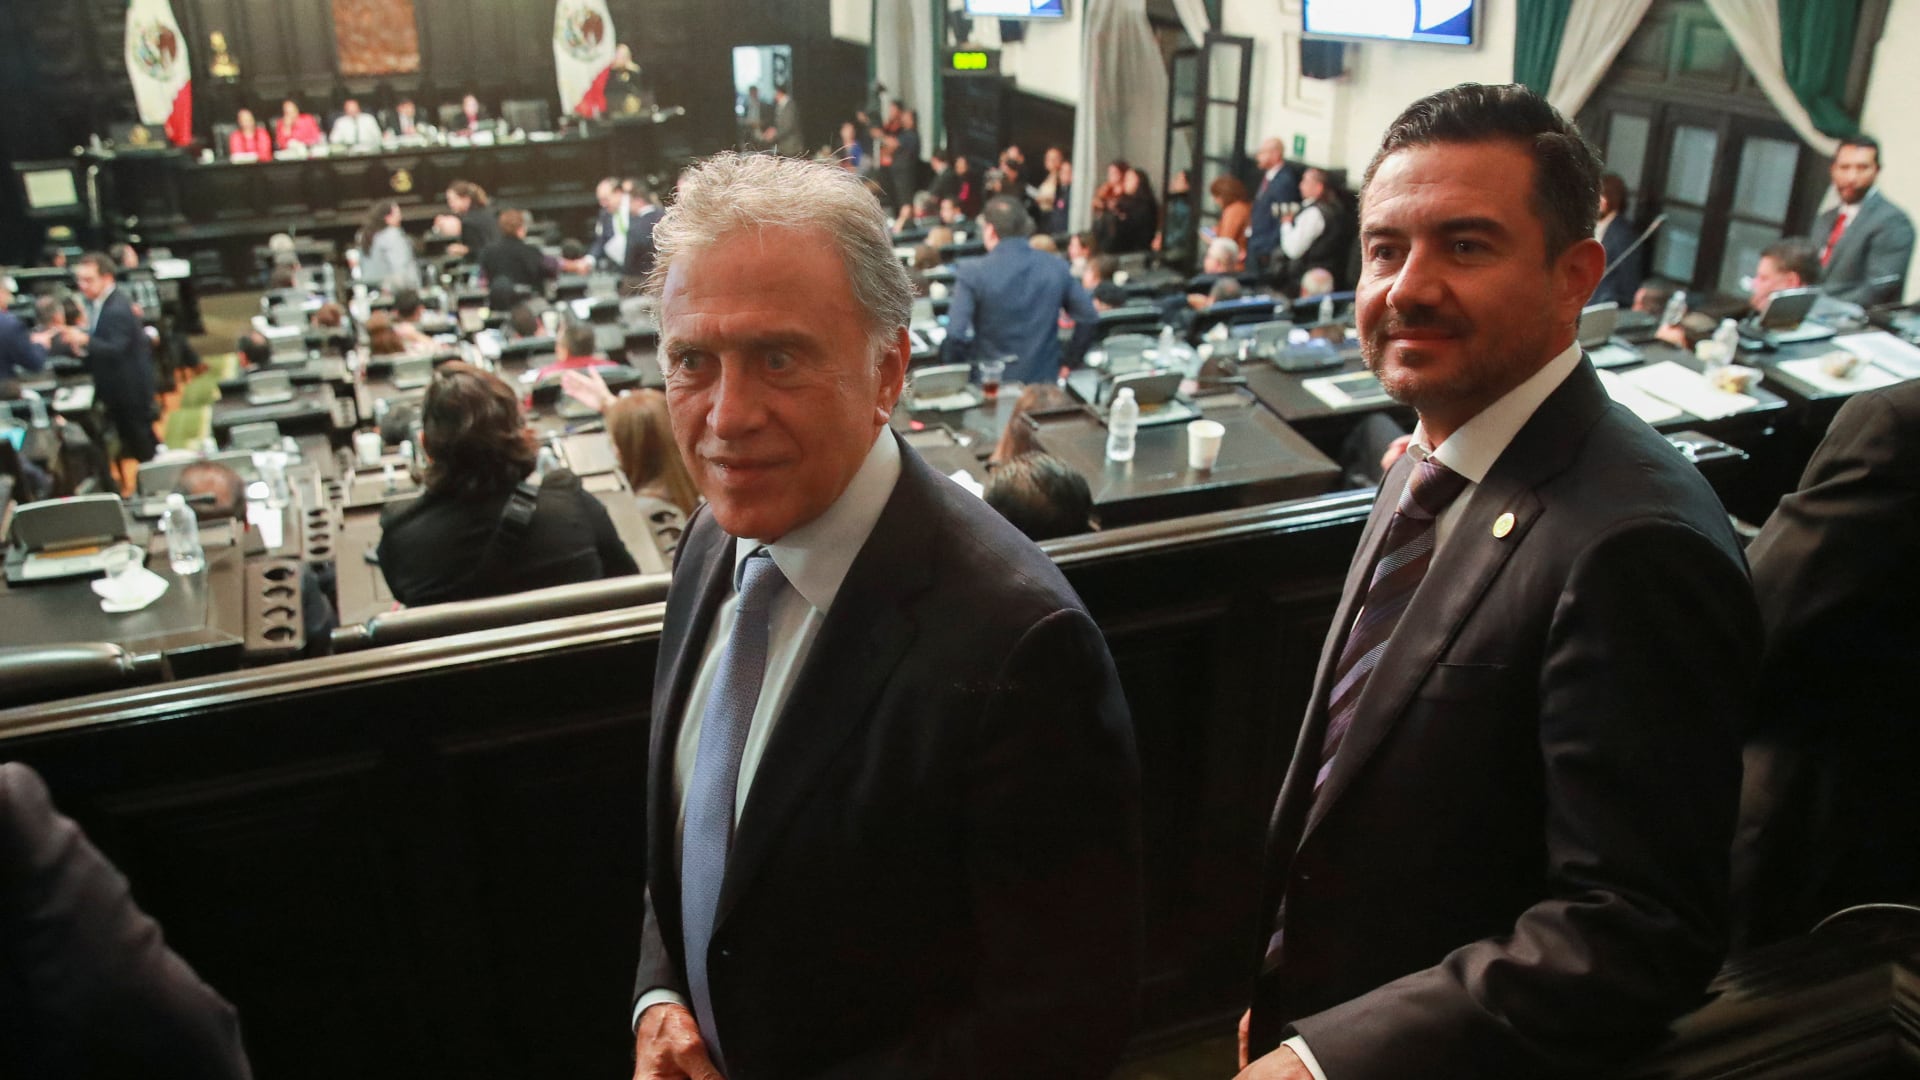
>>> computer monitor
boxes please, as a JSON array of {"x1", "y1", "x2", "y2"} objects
[
  {"x1": 1578, "y1": 302, "x2": 1620, "y2": 349},
  {"x1": 501, "y1": 98, "x2": 552, "y2": 134},
  {"x1": 14, "y1": 163, "x2": 81, "y2": 219},
  {"x1": 1757, "y1": 287, "x2": 1819, "y2": 331}
]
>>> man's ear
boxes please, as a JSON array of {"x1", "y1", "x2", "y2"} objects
[
  {"x1": 1557, "y1": 236, "x2": 1606, "y2": 314},
  {"x1": 873, "y1": 327, "x2": 910, "y2": 422}
]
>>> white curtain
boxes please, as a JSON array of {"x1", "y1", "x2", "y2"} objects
[
  {"x1": 1169, "y1": 0, "x2": 1211, "y2": 47},
  {"x1": 1701, "y1": 0, "x2": 1840, "y2": 154},
  {"x1": 1544, "y1": 0, "x2": 1656, "y2": 118},
  {"x1": 1070, "y1": 0, "x2": 1169, "y2": 231},
  {"x1": 873, "y1": 0, "x2": 936, "y2": 157}
]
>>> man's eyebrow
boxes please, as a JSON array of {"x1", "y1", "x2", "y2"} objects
[
  {"x1": 1437, "y1": 216, "x2": 1508, "y2": 235},
  {"x1": 661, "y1": 329, "x2": 817, "y2": 354}
]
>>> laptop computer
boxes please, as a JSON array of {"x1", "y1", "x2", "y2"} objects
[
  {"x1": 246, "y1": 370, "x2": 296, "y2": 406},
  {"x1": 5, "y1": 494, "x2": 135, "y2": 584},
  {"x1": 1578, "y1": 302, "x2": 1641, "y2": 369},
  {"x1": 1756, "y1": 287, "x2": 1819, "y2": 331},
  {"x1": 904, "y1": 363, "x2": 978, "y2": 411}
]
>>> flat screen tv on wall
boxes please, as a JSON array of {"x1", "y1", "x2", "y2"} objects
[{"x1": 1302, "y1": 0, "x2": 1478, "y2": 47}]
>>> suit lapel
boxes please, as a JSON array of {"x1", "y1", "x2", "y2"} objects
[
  {"x1": 646, "y1": 506, "x2": 734, "y2": 935},
  {"x1": 714, "y1": 439, "x2": 937, "y2": 926},
  {"x1": 1267, "y1": 456, "x2": 1406, "y2": 847},
  {"x1": 1299, "y1": 361, "x2": 1613, "y2": 844}
]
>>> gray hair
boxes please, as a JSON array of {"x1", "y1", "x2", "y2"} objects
[
  {"x1": 647, "y1": 152, "x2": 913, "y2": 352},
  {"x1": 1205, "y1": 237, "x2": 1240, "y2": 268}
]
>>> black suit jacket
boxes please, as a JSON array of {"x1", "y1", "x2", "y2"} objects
[
  {"x1": 0, "y1": 763, "x2": 252, "y2": 1080},
  {"x1": 1592, "y1": 214, "x2": 1643, "y2": 308},
  {"x1": 590, "y1": 204, "x2": 660, "y2": 279},
  {"x1": 1733, "y1": 380, "x2": 1920, "y2": 946},
  {"x1": 1251, "y1": 359, "x2": 1759, "y2": 1078},
  {"x1": 634, "y1": 436, "x2": 1141, "y2": 1079},
  {"x1": 86, "y1": 289, "x2": 156, "y2": 409}
]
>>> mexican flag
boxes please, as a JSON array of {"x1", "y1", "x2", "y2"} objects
[
  {"x1": 125, "y1": 0, "x2": 193, "y2": 146},
  {"x1": 554, "y1": 0, "x2": 616, "y2": 118}
]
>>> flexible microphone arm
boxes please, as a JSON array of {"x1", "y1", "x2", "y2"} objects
[{"x1": 1604, "y1": 213, "x2": 1666, "y2": 278}]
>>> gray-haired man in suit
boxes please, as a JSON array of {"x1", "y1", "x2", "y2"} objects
[{"x1": 1811, "y1": 135, "x2": 1914, "y2": 306}]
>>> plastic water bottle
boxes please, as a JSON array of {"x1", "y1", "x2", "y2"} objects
[
  {"x1": 162, "y1": 493, "x2": 205, "y2": 575},
  {"x1": 1105, "y1": 387, "x2": 1139, "y2": 464},
  {"x1": 1318, "y1": 294, "x2": 1336, "y2": 325},
  {"x1": 1158, "y1": 324, "x2": 1177, "y2": 360},
  {"x1": 1710, "y1": 318, "x2": 1742, "y2": 370}
]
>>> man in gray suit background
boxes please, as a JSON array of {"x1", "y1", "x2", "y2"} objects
[
  {"x1": 1811, "y1": 135, "x2": 1913, "y2": 306},
  {"x1": 762, "y1": 83, "x2": 803, "y2": 157}
]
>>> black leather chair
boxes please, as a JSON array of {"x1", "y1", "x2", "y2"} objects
[
  {"x1": 0, "y1": 643, "x2": 165, "y2": 710},
  {"x1": 330, "y1": 573, "x2": 673, "y2": 653}
]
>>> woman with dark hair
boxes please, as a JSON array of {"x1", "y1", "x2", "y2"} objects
[
  {"x1": 363, "y1": 311, "x2": 406, "y2": 357},
  {"x1": 989, "y1": 383, "x2": 1074, "y2": 465},
  {"x1": 356, "y1": 200, "x2": 419, "y2": 292},
  {"x1": 1109, "y1": 166, "x2": 1159, "y2": 253},
  {"x1": 1591, "y1": 171, "x2": 1642, "y2": 306},
  {"x1": 604, "y1": 388, "x2": 699, "y2": 559},
  {"x1": 1210, "y1": 174, "x2": 1253, "y2": 260},
  {"x1": 443, "y1": 180, "x2": 498, "y2": 256},
  {"x1": 375, "y1": 362, "x2": 638, "y2": 606}
]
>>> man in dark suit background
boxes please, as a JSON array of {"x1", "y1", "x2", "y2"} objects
[
  {"x1": 590, "y1": 177, "x2": 662, "y2": 282},
  {"x1": 66, "y1": 252, "x2": 158, "y2": 464},
  {"x1": 762, "y1": 83, "x2": 802, "y2": 156},
  {"x1": 629, "y1": 152, "x2": 1140, "y2": 1080},
  {"x1": 1591, "y1": 171, "x2": 1642, "y2": 307},
  {"x1": 0, "y1": 275, "x2": 50, "y2": 381},
  {"x1": 1811, "y1": 135, "x2": 1914, "y2": 306},
  {"x1": 1246, "y1": 136, "x2": 1303, "y2": 275},
  {"x1": 1238, "y1": 83, "x2": 1759, "y2": 1080},
  {"x1": 1, "y1": 761, "x2": 253, "y2": 1079},
  {"x1": 1733, "y1": 379, "x2": 1920, "y2": 947},
  {"x1": 940, "y1": 195, "x2": 1099, "y2": 387}
]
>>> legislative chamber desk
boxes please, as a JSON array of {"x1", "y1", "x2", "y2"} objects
[
  {"x1": 0, "y1": 542, "x2": 249, "y2": 677},
  {"x1": 105, "y1": 119, "x2": 675, "y2": 283}
]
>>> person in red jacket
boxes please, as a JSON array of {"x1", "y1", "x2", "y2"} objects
[
  {"x1": 272, "y1": 99, "x2": 321, "y2": 150},
  {"x1": 227, "y1": 108, "x2": 271, "y2": 160}
]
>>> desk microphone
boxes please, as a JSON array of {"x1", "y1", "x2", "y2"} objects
[{"x1": 1604, "y1": 214, "x2": 1666, "y2": 279}]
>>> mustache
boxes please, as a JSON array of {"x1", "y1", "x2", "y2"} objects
[{"x1": 1374, "y1": 307, "x2": 1472, "y2": 337}]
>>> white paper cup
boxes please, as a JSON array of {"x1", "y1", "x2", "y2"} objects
[
  {"x1": 354, "y1": 430, "x2": 384, "y2": 468},
  {"x1": 1188, "y1": 419, "x2": 1225, "y2": 471}
]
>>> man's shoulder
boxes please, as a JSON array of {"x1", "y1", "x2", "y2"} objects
[
  {"x1": 891, "y1": 450, "x2": 1085, "y2": 618},
  {"x1": 1550, "y1": 401, "x2": 1740, "y2": 550}
]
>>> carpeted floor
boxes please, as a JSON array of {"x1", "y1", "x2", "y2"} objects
[{"x1": 189, "y1": 289, "x2": 264, "y2": 359}]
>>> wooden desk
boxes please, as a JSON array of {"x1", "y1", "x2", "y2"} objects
[
  {"x1": 1033, "y1": 393, "x2": 1343, "y2": 527},
  {"x1": 0, "y1": 543, "x2": 248, "y2": 677},
  {"x1": 213, "y1": 384, "x2": 345, "y2": 443},
  {"x1": 1241, "y1": 358, "x2": 1418, "y2": 459}
]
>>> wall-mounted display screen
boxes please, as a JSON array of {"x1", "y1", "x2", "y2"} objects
[{"x1": 1302, "y1": 0, "x2": 1477, "y2": 47}]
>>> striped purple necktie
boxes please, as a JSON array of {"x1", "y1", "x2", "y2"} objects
[{"x1": 1314, "y1": 457, "x2": 1471, "y2": 790}]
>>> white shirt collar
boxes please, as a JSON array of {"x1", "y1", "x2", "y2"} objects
[
  {"x1": 1593, "y1": 211, "x2": 1616, "y2": 240},
  {"x1": 1265, "y1": 165, "x2": 1281, "y2": 181},
  {"x1": 1408, "y1": 341, "x2": 1581, "y2": 484},
  {"x1": 733, "y1": 430, "x2": 902, "y2": 616}
]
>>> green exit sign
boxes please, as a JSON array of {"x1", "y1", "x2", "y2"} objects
[
  {"x1": 945, "y1": 49, "x2": 1000, "y2": 75},
  {"x1": 1292, "y1": 134, "x2": 1307, "y2": 158}
]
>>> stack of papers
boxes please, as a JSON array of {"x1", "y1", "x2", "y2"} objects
[
  {"x1": 1620, "y1": 361, "x2": 1757, "y2": 420},
  {"x1": 1777, "y1": 355, "x2": 1904, "y2": 396},
  {"x1": 1835, "y1": 332, "x2": 1920, "y2": 379},
  {"x1": 1598, "y1": 369, "x2": 1684, "y2": 424}
]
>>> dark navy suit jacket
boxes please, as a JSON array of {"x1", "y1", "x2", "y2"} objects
[
  {"x1": 1247, "y1": 165, "x2": 1302, "y2": 270},
  {"x1": 0, "y1": 311, "x2": 48, "y2": 382},
  {"x1": 940, "y1": 236, "x2": 1097, "y2": 386}
]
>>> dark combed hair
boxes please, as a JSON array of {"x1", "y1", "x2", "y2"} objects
[
  {"x1": 1363, "y1": 82, "x2": 1602, "y2": 260},
  {"x1": 1837, "y1": 134, "x2": 1882, "y2": 167},
  {"x1": 981, "y1": 195, "x2": 1033, "y2": 239},
  {"x1": 419, "y1": 361, "x2": 537, "y2": 498},
  {"x1": 559, "y1": 320, "x2": 597, "y2": 360},
  {"x1": 1763, "y1": 236, "x2": 1821, "y2": 284},
  {"x1": 985, "y1": 452, "x2": 1092, "y2": 541}
]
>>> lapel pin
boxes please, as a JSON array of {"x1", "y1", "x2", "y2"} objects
[{"x1": 1492, "y1": 511, "x2": 1515, "y2": 539}]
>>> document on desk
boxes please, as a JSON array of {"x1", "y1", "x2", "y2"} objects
[
  {"x1": 1621, "y1": 361, "x2": 1756, "y2": 420},
  {"x1": 1597, "y1": 369, "x2": 1684, "y2": 425},
  {"x1": 1835, "y1": 331, "x2": 1920, "y2": 380},
  {"x1": 1301, "y1": 371, "x2": 1392, "y2": 409},
  {"x1": 1777, "y1": 355, "x2": 1904, "y2": 396}
]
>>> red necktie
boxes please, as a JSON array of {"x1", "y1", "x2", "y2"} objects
[{"x1": 1822, "y1": 210, "x2": 1849, "y2": 267}]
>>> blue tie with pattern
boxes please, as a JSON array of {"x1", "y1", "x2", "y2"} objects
[{"x1": 680, "y1": 549, "x2": 785, "y2": 1070}]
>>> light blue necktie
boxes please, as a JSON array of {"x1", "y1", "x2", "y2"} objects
[{"x1": 681, "y1": 549, "x2": 784, "y2": 1070}]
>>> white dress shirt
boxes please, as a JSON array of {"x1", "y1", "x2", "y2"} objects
[
  {"x1": 603, "y1": 196, "x2": 632, "y2": 268},
  {"x1": 633, "y1": 430, "x2": 902, "y2": 1027},
  {"x1": 1592, "y1": 211, "x2": 1616, "y2": 243},
  {"x1": 1280, "y1": 340, "x2": 1581, "y2": 1080},
  {"x1": 330, "y1": 112, "x2": 383, "y2": 148},
  {"x1": 1280, "y1": 203, "x2": 1327, "y2": 261}
]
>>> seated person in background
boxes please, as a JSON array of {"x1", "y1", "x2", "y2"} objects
[
  {"x1": 310, "y1": 302, "x2": 344, "y2": 331},
  {"x1": 990, "y1": 383, "x2": 1074, "y2": 464},
  {"x1": 480, "y1": 209, "x2": 591, "y2": 309},
  {"x1": 1811, "y1": 135, "x2": 1914, "y2": 306},
  {"x1": 939, "y1": 196, "x2": 968, "y2": 229},
  {"x1": 388, "y1": 288, "x2": 436, "y2": 350},
  {"x1": 1632, "y1": 277, "x2": 1676, "y2": 316},
  {"x1": 236, "y1": 330, "x2": 272, "y2": 368},
  {"x1": 0, "y1": 762, "x2": 254, "y2": 1080},
  {"x1": 527, "y1": 320, "x2": 614, "y2": 386},
  {"x1": 985, "y1": 451, "x2": 1094, "y2": 541},
  {"x1": 907, "y1": 244, "x2": 942, "y2": 298},
  {"x1": 604, "y1": 388, "x2": 699, "y2": 559},
  {"x1": 1185, "y1": 238, "x2": 1245, "y2": 306},
  {"x1": 375, "y1": 361, "x2": 638, "y2": 606},
  {"x1": 228, "y1": 108, "x2": 271, "y2": 159},
  {"x1": 1590, "y1": 172, "x2": 1642, "y2": 307},
  {"x1": 894, "y1": 190, "x2": 939, "y2": 234},
  {"x1": 109, "y1": 243, "x2": 141, "y2": 272},
  {"x1": 1028, "y1": 233, "x2": 1060, "y2": 256},
  {"x1": 1045, "y1": 159, "x2": 1074, "y2": 235},
  {"x1": 0, "y1": 276, "x2": 50, "y2": 381},
  {"x1": 1655, "y1": 237, "x2": 1838, "y2": 348},
  {"x1": 362, "y1": 312, "x2": 406, "y2": 357},
  {"x1": 1091, "y1": 282, "x2": 1128, "y2": 312},
  {"x1": 272, "y1": 99, "x2": 322, "y2": 150},
  {"x1": 328, "y1": 97, "x2": 383, "y2": 149},
  {"x1": 33, "y1": 295, "x2": 77, "y2": 358},
  {"x1": 1082, "y1": 252, "x2": 1119, "y2": 296},
  {"x1": 505, "y1": 302, "x2": 541, "y2": 340},
  {"x1": 923, "y1": 225, "x2": 955, "y2": 253},
  {"x1": 1067, "y1": 231, "x2": 1098, "y2": 279},
  {"x1": 1299, "y1": 266, "x2": 1337, "y2": 299},
  {"x1": 453, "y1": 92, "x2": 487, "y2": 137},
  {"x1": 176, "y1": 461, "x2": 337, "y2": 654}
]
